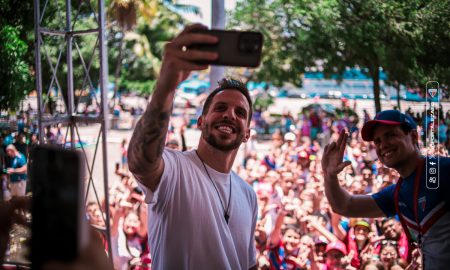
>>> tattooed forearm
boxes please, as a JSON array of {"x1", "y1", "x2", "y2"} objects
[
  {"x1": 139, "y1": 108, "x2": 170, "y2": 162},
  {"x1": 129, "y1": 105, "x2": 171, "y2": 178}
]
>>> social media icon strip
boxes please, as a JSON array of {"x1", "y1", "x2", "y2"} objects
[{"x1": 426, "y1": 161, "x2": 439, "y2": 189}]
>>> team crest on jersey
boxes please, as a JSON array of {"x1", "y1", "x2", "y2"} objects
[{"x1": 419, "y1": 196, "x2": 426, "y2": 212}]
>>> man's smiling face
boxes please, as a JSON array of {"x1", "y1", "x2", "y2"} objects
[
  {"x1": 198, "y1": 89, "x2": 250, "y2": 151},
  {"x1": 373, "y1": 125, "x2": 417, "y2": 169}
]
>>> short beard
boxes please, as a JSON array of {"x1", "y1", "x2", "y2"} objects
[{"x1": 203, "y1": 123, "x2": 243, "y2": 151}]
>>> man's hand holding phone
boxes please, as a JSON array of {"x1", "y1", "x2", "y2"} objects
[
  {"x1": 156, "y1": 24, "x2": 218, "y2": 95},
  {"x1": 156, "y1": 24, "x2": 263, "y2": 95}
]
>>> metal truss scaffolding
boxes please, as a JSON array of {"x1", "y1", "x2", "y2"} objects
[{"x1": 33, "y1": 0, "x2": 113, "y2": 264}]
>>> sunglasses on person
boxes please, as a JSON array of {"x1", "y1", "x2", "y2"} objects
[{"x1": 378, "y1": 239, "x2": 398, "y2": 247}]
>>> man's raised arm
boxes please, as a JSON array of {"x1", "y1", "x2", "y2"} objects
[
  {"x1": 321, "y1": 130, "x2": 385, "y2": 218},
  {"x1": 128, "y1": 24, "x2": 218, "y2": 191}
]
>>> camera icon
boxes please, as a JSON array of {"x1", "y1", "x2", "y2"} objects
[{"x1": 429, "y1": 168, "x2": 437, "y2": 174}]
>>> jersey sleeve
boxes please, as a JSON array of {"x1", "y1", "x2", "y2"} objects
[{"x1": 371, "y1": 184, "x2": 397, "y2": 217}]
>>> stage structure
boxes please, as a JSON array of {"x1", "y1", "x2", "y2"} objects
[{"x1": 33, "y1": 0, "x2": 112, "y2": 263}]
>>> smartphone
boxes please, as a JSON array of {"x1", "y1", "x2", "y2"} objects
[
  {"x1": 30, "y1": 145, "x2": 87, "y2": 268},
  {"x1": 190, "y1": 29, "x2": 263, "y2": 67}
]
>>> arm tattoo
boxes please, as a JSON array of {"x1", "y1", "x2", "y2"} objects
[{"x1": 132, "y1": 106, "x2": 170, "y2": 165}]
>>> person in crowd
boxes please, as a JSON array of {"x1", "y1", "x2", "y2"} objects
[
  {"x1": 377, "y1": 217, "x2": 409, "y2": 262},
  {"x1": 28, "y1": 133, "x2": 39, "y2": 155},
  {"x1": 120, "y1": 139, "x2": 128, "y2": 172},
  {"x1": 268, "y1": 209, "x2": 304, "y2": 269},
  {"x1": 345, "y1": 219, "x2": 372, "y2": 269},
  {"x1": 45, "y1": 126, "x2": 56, "y2": 144},
  {"x1": 0, "y1": 137, "x2": 7, "y2": 201},
  {"x1": 378, "y1": 240, "x2": 400, "y2": 269},
  {"x1": 310, "y1": 240, "x2": 352, "y2": 270},
  {"x1": 5, "y1": 144, "x2": 27, "y2": 197},
  {"x1": 322, "y1": 110, "x2": 450, "y2": 269},
  {"x1": 360, "y1": 260, "x2": 385, "y2": 270},
  {"x1": 111, "y1": 204, "x2": 149, "y2": 270},
  {"x1": 13, "y1": 133, "x2": 28, "y2": 159},
  {"x1": 128, "y1": 24, "x2": 258, "y2": 270}
]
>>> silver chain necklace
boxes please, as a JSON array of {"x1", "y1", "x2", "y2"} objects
[{"x1": 195, "y1": 150, "x2": 232, "y2": 224}]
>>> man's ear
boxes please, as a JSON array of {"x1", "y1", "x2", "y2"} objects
[
  {"x1": 197, "y1": 115, "x2": 203, "y2": 128},
  {"x1": 411, "y1": 129, "x2": 419, "y2": 147},
  {"x1": 242, "y1": 128, "x2": 251, "y2": 143}
]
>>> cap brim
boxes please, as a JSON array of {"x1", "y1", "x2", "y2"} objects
[
  {"x1": 361, "y1": 120, "x2": 402, "y2": 141},
  {"x1": 326, "y1": 247, "x2": 347, "y2": 256}
]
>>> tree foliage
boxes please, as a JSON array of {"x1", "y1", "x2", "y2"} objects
[
  {"x1": 0, "y1": 0, "x2": 34, "y2": 111},
  {"x1": 0, "y1": 0, "x2": 197, "y2": 111},
  {"x1": 0, "y1": 26, "x2": 34, "y2": 112},
  {"x1": 107, "y1": 0, "x2": 201, "y2": 99},
  {"x1": 230, "y1": 0, "x2": 450, "y2": 112}
]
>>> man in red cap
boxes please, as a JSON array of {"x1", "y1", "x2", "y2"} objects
[
  {"x1": 322, "y1": 110, "x2": 450, "y2": 270},
  {"x1": 325, "y1": 241, "x2": 347, "y2": 269},
  {"x1": 310, "y1": 241, "x2": 348, "y2": 270}
]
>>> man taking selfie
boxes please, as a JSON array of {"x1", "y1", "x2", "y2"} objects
[
  {"x1": 322, "y1": 110, "x2": 450, "y2": 270},
  {"x1": 128, "y1": 24, "x2": 258, "y2": 270}
]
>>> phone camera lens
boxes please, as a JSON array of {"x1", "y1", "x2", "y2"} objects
[{"x1": 238, "y1": 34, "x2": 261, "y2": 53}]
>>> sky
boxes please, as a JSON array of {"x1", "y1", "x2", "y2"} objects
[{"x1": 177, "y1": 0, "x2": 237, "y2": 27}]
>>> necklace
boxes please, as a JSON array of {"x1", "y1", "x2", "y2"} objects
[{"x1": 195, "y1": 150, "x2": 232, "y2": 224}]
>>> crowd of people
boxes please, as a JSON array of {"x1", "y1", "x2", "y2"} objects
[
  {"x1": 0, "y1": 92, "x2": 449, "y2": 270},
  {"x1": 2, "y1": 25, "x2": 450, "y2": 270},
  {"x1": 81, "y1": 100, "x2": 450, "y2": 270},
  {"x1": 233, "y1": 105, "x2": 450, "y2": 270},
  {"x1": 1, "y1": 91, "x2": 450, "y2": 270}
]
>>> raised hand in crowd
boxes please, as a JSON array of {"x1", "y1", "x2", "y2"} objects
[
  {"x1": 360, "y1": 244, "x2": 375, "y2": 265},
  {"x1": 341, "y1": 250, "x2": 357, "y2": 270},
  {"x1": 405, "y1": 247, "x2": 422, "y2": 270}
]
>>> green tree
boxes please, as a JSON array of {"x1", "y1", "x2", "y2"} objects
[
  {"x1": 0, "y1": 26, "x2": 33, "y2": 111},
  {"x1": 229, "y1": 0, "x2": 313, "y2": 87},
  {"x1": 230, "y1": 0, "x2": 450, "y2": 112},
  {"x1": 413, "y1": 0, "x2": 450, "y2": 89},
  {"x1": 108, "y1": 0, "x2": 201, "y2": 99},
  {"x1": 0, "y1": 0, "x2": 34, "y2": 112}
]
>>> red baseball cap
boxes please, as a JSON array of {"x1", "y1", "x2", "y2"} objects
[
  {"x1": 361, "y1": 110, "x2": 417, "y2": 141},
  {"x1": 325, "y1": 241, "x2": 347, "y2": 255}
]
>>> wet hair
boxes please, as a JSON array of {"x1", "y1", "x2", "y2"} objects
[{"x1": 201, "y1": 78, "x2": 253, "y2": 125}]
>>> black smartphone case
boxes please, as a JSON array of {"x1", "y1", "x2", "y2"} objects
[
  {"x1": 30, "y1": 146, "x2": 85, "y2": 268},
  {"x1": 190, "y1": 29, "x2": 263, "y2": 68}
]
